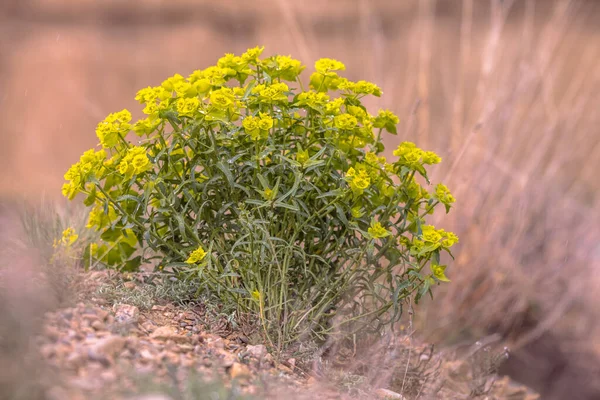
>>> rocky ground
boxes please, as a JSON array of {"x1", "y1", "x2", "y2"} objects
[{"x1": 12, "y1": 270, "x2": 539, "y2": 400}]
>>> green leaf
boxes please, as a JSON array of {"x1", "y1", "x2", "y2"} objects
[
  {"x1": 385, "y1": 122, "x2": 397, "y2": 135},
  {"x1": 215, "y1": 161, "x2": 235, "y2": 188}
]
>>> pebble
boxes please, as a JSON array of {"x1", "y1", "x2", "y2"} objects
[
  {"x1": 90, "y1": 335, "x2": 126, "y2": 358},
  {"x1": 150, "y1": 326, "x2": 191, "y2": 344},
  {"x1": 246, "y1": 344, "x2": 268, "y2": 358},
  {"x1": 91, "y1": 320, "x2": 105, "y2": 331},
  {"x1": 374, "y1": 388, "x2": 406, "y2": 399},
  {"x1": 230, "y1": 362, "x2": 251, "y2": 379},
  {"x1": 113, "y1": 304, "x2": 140, "y2": 325}
]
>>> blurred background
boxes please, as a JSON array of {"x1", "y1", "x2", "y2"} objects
[{"x1": 0, "y1": 0, "x2": 599, "y2": 398}]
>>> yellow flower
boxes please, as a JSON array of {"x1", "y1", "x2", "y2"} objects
[
  {"x1": 254, "y1": 82, "x2": 289, "y2": 103},
  {"x1": 142, "y1": 102, "x2": 158, "y2": 116},
  {"x1": 339, "y1": 80, "x2": 382, "y2": 97},
  {"x1": 421, "y1": 225, "x2": 442, "y2": 244},
  {"x1": 422, "y1": 151, "x2": 441, "y2": 165},
  {"x1": 393, "y1": 142, "x2": 424, "y2": 169},
  {"x1": 186, "y1": 246, "x2": 207, "y2": 264},
  {"x1": 315, "y1": 58, "x2": 346, "y2": 75},
  {"x1": 189, "y1": 66, "x2": 229, "y2": 86},
  {"x1": 132, "y1": 154, "x2": 151, "y2": 175},
  {"x1": 346, "y1": 167, "x2": 370, "y2": 195},
  {"x1": 258, "y1": 114, "x2": 274, "y2": 131},
  {"x1": 441, "y1": 231, "x2": 459, "y2": 248},
  {"x1": 262, "y1": 188, "x2": 275, "y2": 201},
  {"x1": 54, "y1": 227, "x2": 78, "y2": 248},
  {"x1": 351, "y1": 206, "x2": 363, "y2": 218},
  {"x1": 435, "y1": 184, "x2": 455, "y2": 206},
  {"x1": 96, "y1": 109, "x2": 132, "y2": 148},
  {"x1": 393, "y1": 142, "x2": 416, "y2": 157},
  {"x1": 133, "y1": 117, "x2": 160, "y2": 137},
  {"x1": 296, "y1": 91, "x2": 330, "y2": 110},
  {"x1": 251, "y1": 290, "x2": 261, "y2": 301},
  {"x1": 161, "y1": 73, "x2": 185, "y2": 92},
  {"x1": 242, "y1": 115, "x2": 260, "y2": 132},
  {"x1": 62, "y1": 149, "x2": 107, "y2": 199},
  {"x1": 374, "y1": 109, "x2": 399, "y2": 134},
  {"x1": 368, "y1": 221, "x2": 390, "y2": 239},
  {"x1": 87, "y1": 203, "x2": 117, "y2": 230},
  {"x1": 334, "y1": 114, "x2": 358, "y2": 130},
  {"x1": 241, "y1": 46, "x2": 265, "y2": 63},
  {"x1": 365, "y1": 152, "x2": 380, "y2": 165},
  {"x1": 276, "y1": 55, "x2": 304, "y2": 75},
  {"x1": 296, "y1": 150, "x2": 309, "y2": 165},
  {"x1": 431, "y1": 264, "x2": 450, "y2": 282},
  {"x1": 374, "y1": 109, "x2": 399, "y2": 126},
  {"x1": 210, "y1": 88, "x2": 235, "y2": 109},
  {"x1": 217, "y1": 53, "x2": 246, "y2": 72},
  {"x1": 118, "y1": 146, "x2": 152, "y2": 178},
  {"x1": 324, "y1": 98, "x2": 344, "y2": 115},
  {"x1": 350, "y1": 174, "x2": 370, "y2": 192},
  {"x1": 176, "y1": 97, "x2": 200, "y2": 117}
]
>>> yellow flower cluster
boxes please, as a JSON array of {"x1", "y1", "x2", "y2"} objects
[
  {"x1": 186, "y1": 246, "x2": 207, "y2": 264},
  {"x1": 338, "y1": 79, "x2": 382, "y2": 97},
  {"x1": 176, "y1": 97, "x2": 200, "y2": 117},
  {"x1": 53, "y1": 227, "x2": 78, "y2": 248},
  {"x1": 434, "y1": 183, "x2": 455, "y2": 207},
  {"x1": 62, "y1": 149, "x2": 107, "y2": 200},
  {"x1": 296, "y1": 91, "x2": 330, "y2": 111},
  {"x1": 393, "y1": 141, "x2": 441, "y2": 170},
  {"x1": 87, "y1": 203, "x2": 117, "y2": 230},
  {"x1": 431, "y1": 264, "x2": 450, "y2": 282},
  {"x1": 252, "y1": 82, "x2": 289, "y2": 103},
  {"x1": 242, "y1": 112, "x2": 274, "y2": 141},
  {"x1": 334, "y1": 113, "x2": 358, "y2": 131},
  {"x1": 96, "y1": 109, "x2": 132, "y2": 148},
  {"x1": 410, "y1": 225, "x2": 459, "y2": 258},
  {"x1": 118, "y1": 146, "x2": 152, "y2": 178},
  {"x1": 295, "y1": 149, "x2": 310, "y2": 166},
  {"x1": 368, "y1": 221, "x2": 390, "y2": 239},
  {"x1": 346, "y1": 167, "x2": 371, "y2": 195},
  {"x1": 262, "y1": 54, "x2": 305, "y2": 81},
  {"x1": 262, "y1": 187, "x2": 275, "y2": 201},
  {"x1": 315, "y1": 58, "x2": 346, "y2": 75}
]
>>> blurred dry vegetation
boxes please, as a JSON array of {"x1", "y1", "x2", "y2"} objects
[{"x1": 0, "y1": 0, "x2": 599, "y2": 398}]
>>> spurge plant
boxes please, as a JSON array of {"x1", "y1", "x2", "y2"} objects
[{"x1": 62, "y1": 47, "x2": 458, "y2": 350}]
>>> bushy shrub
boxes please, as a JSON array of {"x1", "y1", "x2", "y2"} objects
[{"x1": 62, "y1": 47, "x2": 458, "y2": 349}]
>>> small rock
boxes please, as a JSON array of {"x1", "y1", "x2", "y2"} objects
[
  {"x1": 263, "y1": 352, "x2": 274, "y2": 365},
  {"x1": 66, "y1": 351, "x2": 86, "y2": 369},
  {"x1": 181, "y1": 356, "x2": 195, "y2": 368},
  {"x1": 113, "y1": 303, "x2": 139, "y2": 325},
  {"x1": 45, "y1": 386, "x2": 70, "y2": 400},
  {"x1": 91, "y1": 320, "x2": 105, "y2": 331},
  {"x1": 277, "y1": 363, "x2": 293, "y2": 374},
  {"x1": 123, "y1": 281, "x2": 136, "y2": 290},
  {"x1": 375, "y1": 388, "x2": 405, "y2": 399},
  {"x1": 90, "y1": 335, "x2": 126, "y2": 358},
  {"x1": 230, "y1": 362, "x2": 251, "y2": 379},
  {"x1": 43, "y1": 325, "x2": 61, "y2": 341},
  {"x1": 287, "y1": 358, "x2": 296, "y2": 370},
  {"x1": 131, "y1": 395, "x2": 174, "y2": 400},
  {"x1": 246, "y1": 344, "x2": 268, "y2": 359},
  {"x1": 150, "y1": 326, "x2": 191, "y2": 344},
  {"x1": 139, "y1": 349, "x2": 155, "y2": 360},
  {"x1": 100, "y1": 369, "x2": 117, "y2": 382}
]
